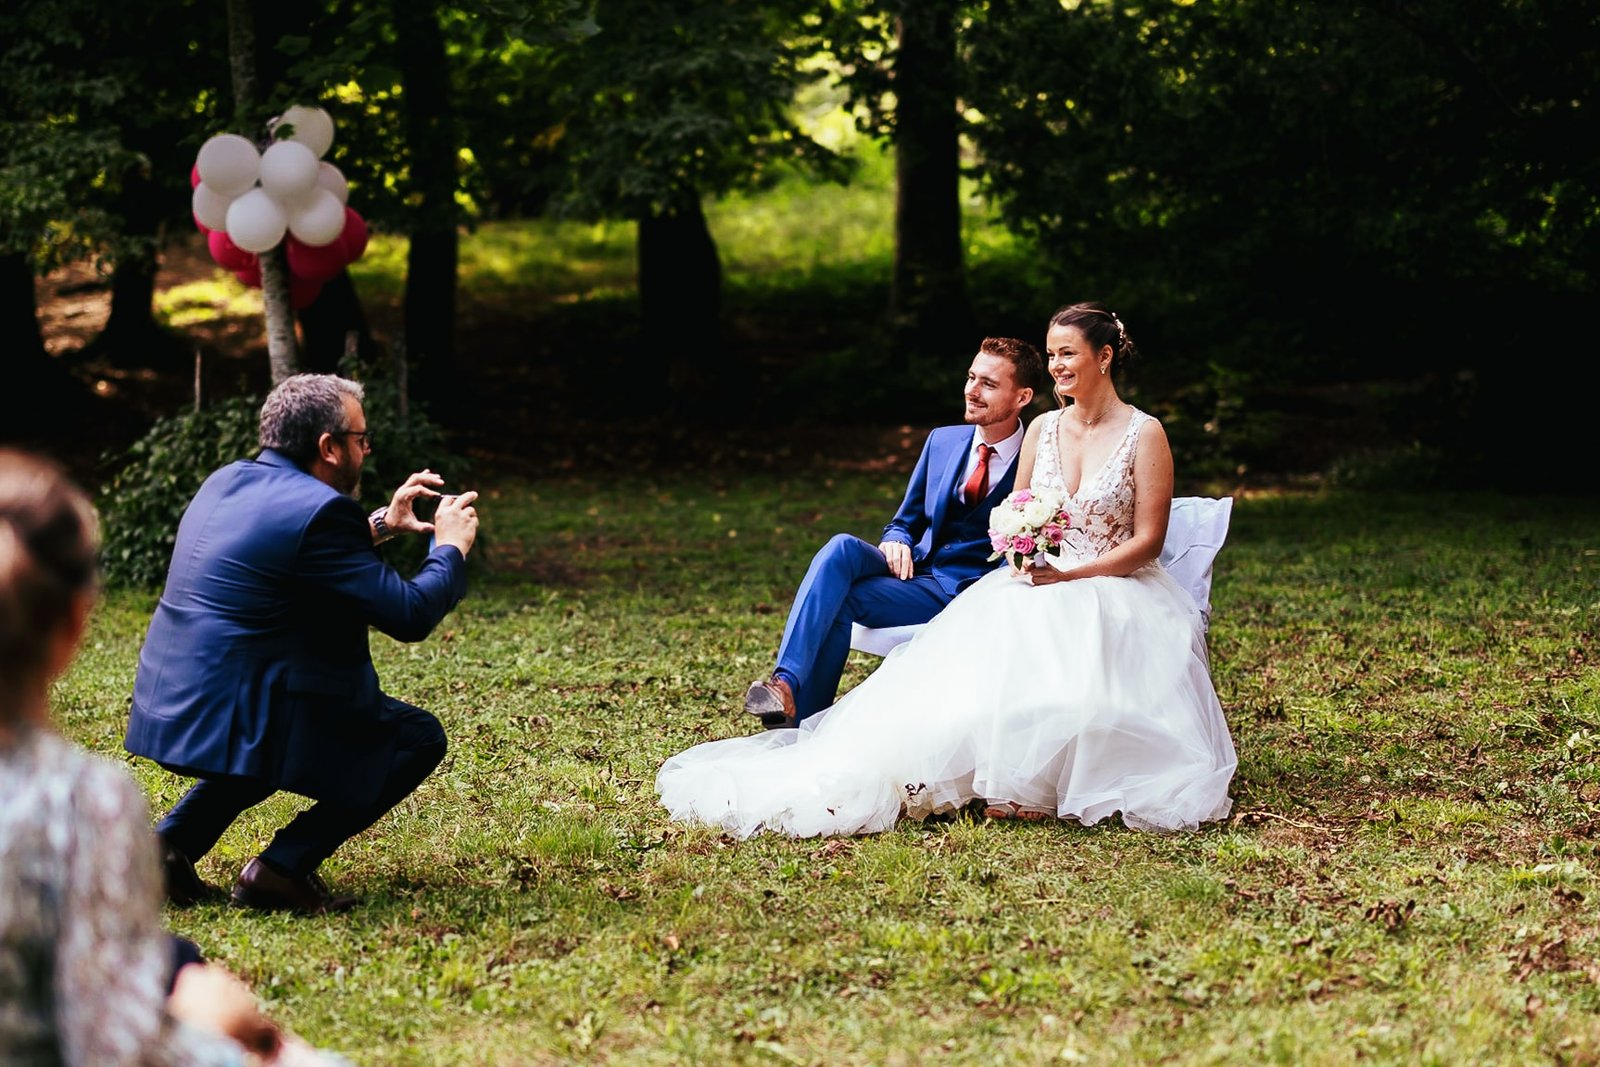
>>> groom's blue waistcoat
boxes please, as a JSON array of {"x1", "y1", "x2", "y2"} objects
[
  {"x1": 881, "y1": 423, "x2": 1017, "y2": 597},
  {"x1": 124, "y1": 449, "x2": 466, "y2": 804}
]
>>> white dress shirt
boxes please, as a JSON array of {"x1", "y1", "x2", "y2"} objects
[{"x1": 959, "y1": 419, "x2": 1025, "y2": 504}]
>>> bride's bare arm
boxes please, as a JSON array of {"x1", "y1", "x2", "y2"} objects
[
  {"x1": 1012, "y1": 416, "x2": 1046, "y2": 493},
  {"x1": 1028, "y1": 419, "x2": 1174, "y2": 584}
]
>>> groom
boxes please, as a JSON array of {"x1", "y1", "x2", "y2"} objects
[{"x1": 744, "y1": 336, "x2": 1042, "y2": 728}]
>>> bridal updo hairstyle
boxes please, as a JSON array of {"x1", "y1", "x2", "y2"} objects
[
  {"x1": 0, "y1": 450, "x2": 99, "y2": 734},
  {"x1": 1048, "y1": 302, "x2": 1140, "y2": 377}
]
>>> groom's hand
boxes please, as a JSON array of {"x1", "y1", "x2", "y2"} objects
[{"x1": 879, "y1": 540, "x2": 913, "y2": 580}]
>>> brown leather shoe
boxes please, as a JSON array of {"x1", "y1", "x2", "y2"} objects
[
  {"x1": 160, "y1": 839, "x2": 224, "y2": 907},
  {"x1": 230, "y1": 857, "x2": 359, "y2": 915},
  {"x1": 743, "y1": 677, "x2": 796, "y2": 729}
]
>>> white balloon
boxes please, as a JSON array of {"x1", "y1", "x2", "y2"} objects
[
  {"x1": 225, "y1": 188, "x2": 288, "y2": 253},
  {"x1": 191, "y1": 182, "x2": 235, "y2": 231},
  {"x1": 195, "y1": 134, "x2": 260, "y2": 197},
  {"x1": 276, "y1": 105, "x2": 335, "y2": 158},
  {"x1": 286, "y1": 188, "x2": 346, "y2": 246},
  {"x1": 314, "y1": 161, "x2": 349, "y2": 205},
  {"x1": 258, "y1": 140, "x2": 320, "y2": 203}
]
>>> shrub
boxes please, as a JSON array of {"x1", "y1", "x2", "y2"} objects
[
  {"x1": 96, "y1": 396, "x2": 261, "y2": 588},
  {"x1": 96, "y1": 356, "x2": 471, "y2": 588}
]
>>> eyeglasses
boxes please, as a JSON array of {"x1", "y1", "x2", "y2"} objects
[{"x1": 332, "y1": 429, "x2": 374, "y2": 450}]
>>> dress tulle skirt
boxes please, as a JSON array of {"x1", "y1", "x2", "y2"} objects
[{"x1": 656, "y1": 563, "x2": 1237, "y2": 839}]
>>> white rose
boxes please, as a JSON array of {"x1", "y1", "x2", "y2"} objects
[
  {"x1": 989, "y1": 506, "x2": 1023, "y2": 536},
  {"x1": 1021, "y1": 499, "x2": 1054, "y2": 528}
]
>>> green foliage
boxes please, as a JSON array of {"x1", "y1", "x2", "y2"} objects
[
  {"x1": 961, "y1": 0, "x2": 1600, "y2": 380},
  {"x1": 544, "y1": 0, "x2": 849, "y2": 220},
  {"x1": 95, "y1": 396, "x2": 261, "y2": 588},
  {"x1": 95, "y1": 350, "x2": 470, "y2": 589},
  {"x1": 58, "y1": 479, "x2": 1600, "y2": 1063},
  {"x1": 1, "y1": 0, "x2": 226, "y2": 271}
]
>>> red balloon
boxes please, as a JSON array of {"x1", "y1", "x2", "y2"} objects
[
  {"x1": 290, "y1": 274, "x2": 324, "y2": 309},
  {"x1": 207, "y1": 229, "x2": 257, "y2": 272},
  {"x1": 190, "y1": 163, "x2": 201, "y2": 189},
  {"x1": 339, "y1": 207, "x2": 369, "y2": 263},
  {"x1": 234, "y1": 261, "x2": 262, "y2": 288},
  {"x1": 284, "y1": 234, "x2": 348, "y2": 283}
]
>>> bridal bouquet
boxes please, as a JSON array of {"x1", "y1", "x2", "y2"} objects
[{"x1": 988, "y1": 488, "x2": 1073, "y2": 570}]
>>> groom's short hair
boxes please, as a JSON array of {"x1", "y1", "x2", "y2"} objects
[{"x1": 979, "y1": 336, "x2": 1044, "y2": 392}]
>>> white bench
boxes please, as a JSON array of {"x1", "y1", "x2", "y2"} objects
[{"x1": 849, "y1": 495, "x2": 1234, "y2": 657}]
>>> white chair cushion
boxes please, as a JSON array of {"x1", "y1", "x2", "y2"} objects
[{"x1": 850, "y1": 495, "x2": 1234, "y2": 655}]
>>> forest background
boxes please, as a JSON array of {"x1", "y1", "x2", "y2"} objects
[{"x1": 7, "y1": 0, "x2": 1596, "y2": 501}]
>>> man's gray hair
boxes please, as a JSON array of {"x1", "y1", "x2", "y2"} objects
[{"x1": 258, "y1": 374, "x2": 365, "y2": 463}]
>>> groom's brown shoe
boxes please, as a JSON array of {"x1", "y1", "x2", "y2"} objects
[
  {"x1": 743, "y1": 677, "x2": 796, "y2": 729},
  {"x1": 230, "y1": 857, "x2": 359, "y2": 915}
]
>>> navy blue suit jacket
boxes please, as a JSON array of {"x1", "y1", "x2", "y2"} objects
[
  {"x1": 124, "y1": 449, "x2": 467, "y2": 806},
  {"x1": 880, "y1": 424, "x2": 1017, "y2": 597}
]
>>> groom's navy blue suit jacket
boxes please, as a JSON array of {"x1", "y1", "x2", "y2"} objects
[
  {"x1": 124, "y1": 449, "x2": 466, "y2": 807},
  {"x1": 880, "y1": 423, "x2": 1018, "y2": 596}
]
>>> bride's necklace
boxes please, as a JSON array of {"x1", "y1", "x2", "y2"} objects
[{"x1": 1073, "y1": 400, "x2": 1120, "y2": 431}]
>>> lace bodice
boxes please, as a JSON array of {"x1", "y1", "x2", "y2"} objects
[{"x1": 1032, "y1": 407, "x2": 1152, "y2": 562}]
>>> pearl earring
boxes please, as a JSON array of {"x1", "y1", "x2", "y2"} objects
[{"x1": 1100, "y1": 365, "x2": 1107, "y2": 375}]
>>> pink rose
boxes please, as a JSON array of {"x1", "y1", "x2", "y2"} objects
[
  {"x1": 1042, "y1": 523, "x2": 1064, "y2": 543},
  {"x1": 1013, "y1": 534, "x2": 1036, "y2": 556},
  {"x1": 990, "y1": 533, "x2": 1008, "y2": 552},
  {"x1": 1013, "y1": 489, "x2": 1033, "y2": 504}
]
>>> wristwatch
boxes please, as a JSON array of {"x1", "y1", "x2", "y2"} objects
[{"x1": 369, "y1": 506, "x2": 395, "y2": 544}]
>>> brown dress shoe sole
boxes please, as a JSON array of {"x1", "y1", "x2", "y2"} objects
[{"x1": 743, "y1": 681, "x2": 795, "y2": 729}]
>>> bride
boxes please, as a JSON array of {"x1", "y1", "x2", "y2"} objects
[{"x1": 656, "y1": 303, "x2": 1237, "y2": 837}]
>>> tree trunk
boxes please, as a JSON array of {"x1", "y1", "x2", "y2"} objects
[
  {"x1": 2, "y1": 254, "x2": 48, "y2": 378},
  {"x1": 95, "y1": 155, "x2": 185, "y2": 370},
  {"x1": 637, "y1": 197, "x2": 725, "y2": 415},
  {"x1": 889, "y1": 0, "x2": 974, "y2": 370},
  {"x1": 394, "y1": 0, "x2": 461, "y2": 422},
  {"x1": 103, "y1": 252, "x2": 159, "y2": 347},
  {"x1": 227, "y1": 0, "x2": 298, "y2": 383},
  {"x1": 3, "y1": 252, "x2": 91, "y2": 439}
]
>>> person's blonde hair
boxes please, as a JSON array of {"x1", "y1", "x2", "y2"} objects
[{"x1": 0, "y1": 450, "x2": 99, "y2": 734}]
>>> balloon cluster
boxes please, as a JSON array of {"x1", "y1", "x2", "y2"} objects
[{"x1": 189, "y1": 105, "x2": 369, "y2": 309}]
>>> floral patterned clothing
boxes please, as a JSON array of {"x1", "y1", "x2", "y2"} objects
[{"x1": 0, "y1": 726, "x2": 242, "y2": 1067}]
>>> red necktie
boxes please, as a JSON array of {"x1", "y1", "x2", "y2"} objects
[{"x1": 963, "y1": 443, "x2": 994, "y2": 504}]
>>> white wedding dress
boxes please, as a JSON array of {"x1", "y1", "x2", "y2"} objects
[{"x1": 656, "y1": 408, "x2": 1237, "y2": 837}]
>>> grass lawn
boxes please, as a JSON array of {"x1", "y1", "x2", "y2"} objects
[{"x1": 55, "y1": 478, "x2": 1600, "y2": 1066}]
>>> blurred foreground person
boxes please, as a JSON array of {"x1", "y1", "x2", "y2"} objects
[{"x1": 0, "y1": 448, "x2": 352, "y2": 1066}]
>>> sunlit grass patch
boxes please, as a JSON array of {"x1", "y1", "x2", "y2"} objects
[{"x1": 154, "y1": 272, "x2": 261, "y2": 326}]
